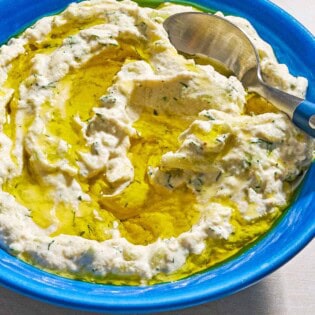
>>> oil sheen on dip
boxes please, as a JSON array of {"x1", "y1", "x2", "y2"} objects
[{"x1": 0, "y1": 0, "x2": 313, "y2": 285}]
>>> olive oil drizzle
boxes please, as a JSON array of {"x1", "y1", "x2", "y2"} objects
[
  {"x1": 2, "y1": 19, "x2": 200, "y2": 247},
  {"x1": 0, "y1": 7, "x2": 293, "y2": 285}
]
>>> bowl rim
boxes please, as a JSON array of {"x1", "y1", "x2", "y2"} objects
[{"x1": 0, "y1": 0, "x2": 314, "y2": 313}]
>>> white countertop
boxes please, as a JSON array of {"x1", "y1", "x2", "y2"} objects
[
  {"x1": 271, "y1": 0, "x2": 315, "y2": 35},
  {"x1": 0, "y1": 1, "x2": 314, "y2": 314}
]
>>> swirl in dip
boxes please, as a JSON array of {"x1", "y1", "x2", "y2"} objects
[{"x1": 0, "y1": 0, "x2": 313, "y2": 284}]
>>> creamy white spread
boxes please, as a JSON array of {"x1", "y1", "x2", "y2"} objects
[{"x1": 0, "y1": 0, "x2": 313, "y2": 284}]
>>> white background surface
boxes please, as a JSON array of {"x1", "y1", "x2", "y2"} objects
[{"x1": 0, "y1": 1, "x2": 314, "y2": 314}]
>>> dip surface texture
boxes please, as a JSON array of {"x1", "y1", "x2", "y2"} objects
[{"x1": 0, "y1": 0, "x2": 313, "y2": 285}]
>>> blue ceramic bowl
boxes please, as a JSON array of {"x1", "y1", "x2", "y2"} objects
[{"x1": 0, "y1": 0, "x2": 314, "y2": 313}]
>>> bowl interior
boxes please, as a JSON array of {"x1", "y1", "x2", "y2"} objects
[{"x1": 0, "y1": 0, "x2": 314, "y2": 313}]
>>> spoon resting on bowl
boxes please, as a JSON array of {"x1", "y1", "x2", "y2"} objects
[{"x1": 163, "y1": 12, "x2": 315, "y2": 137}]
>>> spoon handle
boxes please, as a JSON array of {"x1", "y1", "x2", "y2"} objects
[
  {"x1": 254, "y1": 81, "x2": 315, "y2": 137},
  {"x1": 292, "y1": 100, "x2": 315, "y2": 138}
]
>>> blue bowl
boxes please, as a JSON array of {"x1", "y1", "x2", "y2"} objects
[{"x1": 0, "y1": 0, "x2": 314, "y2": 313}]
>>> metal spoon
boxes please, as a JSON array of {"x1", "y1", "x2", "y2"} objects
[{"x1": 163, "y1": 12, "x2": 315, "y2": 137}]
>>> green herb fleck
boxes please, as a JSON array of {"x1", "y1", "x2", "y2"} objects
[
  {"x1": 216, "y1": 135, "x2": 226, "y2": 143},
  {"x1": 243, "y1": 159, "x2": 252, "y2": 167},
  {"x1": 179, "y1": 82, "x2": 188, "y2": 88},
  {"x1": 100, "y1": 95, "x2": 116, "y2": 105},
  {"x1": 87, "y1": 224, "x2": 93, "y2": 234},
  {"x1": 251, "y1": 138, "x2": 275, "y2": 152},
  {"x1": 216, "y1": 171, "x2": 222, "y2": 181},
  {"x1": 48, "y1": 240, "x2": 55, "y2": 250},
  {"x1": 203, "y1": 112, "x2": 215, "y2": 120},
  {"x1": 166, "y1": 174, "x2": 174, "y2": 189},
  {"x1": 72, "y1": 211, "x2": 76, "y2": 225},
  {"x1": 191, "y1": 176, "x2": 203, "y2": 192}
]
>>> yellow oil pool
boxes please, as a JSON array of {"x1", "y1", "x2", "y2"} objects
[{"x1": 2, "y1": 18, "x2": 289, "y2": 285}]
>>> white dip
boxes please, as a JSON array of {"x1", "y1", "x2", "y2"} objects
[{"x1": 0, "y1": 0, "x2": 313, "y2": 284}]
